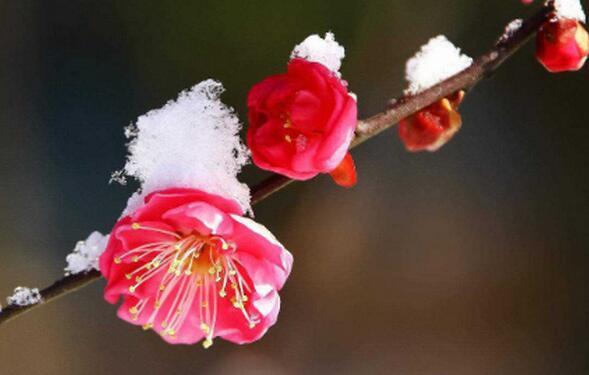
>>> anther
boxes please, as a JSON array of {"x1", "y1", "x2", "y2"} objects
[
  {"x1": 202, "y1": 338, "x2": 213, "y2": 349},
  {"x1": 131, "y1": 223, "x2": 141, "y2": 230}
]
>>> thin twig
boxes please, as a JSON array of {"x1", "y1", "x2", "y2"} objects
[{"x1": 0, "y1": 4, "x2": 553, "y2": 328}]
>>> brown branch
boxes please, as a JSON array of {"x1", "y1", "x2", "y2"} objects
[
  {"x1": 0, "y1": 4, "x2": 553, "y2": 328},
  {"x1": 0, "y1": 271, "x2": 101, "y2": 325}
]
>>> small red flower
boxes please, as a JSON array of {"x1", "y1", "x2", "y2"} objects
[
  {"x1": 99, "y1": 188, "x2": 293, "y2": 347},
  {"x1": 398, "y1": 91, "x2": 464, "y2": 152},
  {"x1": 536, "y1": 18, "x2": 589, "y2": 72},
  {"x1": 247, "y1": 58, "x2": 358, "y2": 181}
]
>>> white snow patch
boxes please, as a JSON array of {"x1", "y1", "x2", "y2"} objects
[
  {"x1": 291, "y1": 32, "x2": 345, "y2": 76},
  {"x1": 499, "y1": 19, "x2": 524, "y2": 43},
  {"x1": 554, "y1": 0, "x2": 586, "y2": 23},
  {"x1": 405, "y1": 35, "x2": 473, "y2": 95},
  {"x1": 65, "y1": 231, "x2": 110, "y2": 275},
  {"x1": 116, "y1": 80, "x2": 251, "y2": 214},
  {"x1": 7, "y1": 287, "x2": 42, "y2": 306}
]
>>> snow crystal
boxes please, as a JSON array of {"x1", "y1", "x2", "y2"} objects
[
  {"x1": 554, "y1": 0, "x2": 586, "y2": 23},
  {"x1": 65, "y1": 231, "x2": 109, "y2": 275},
  {"x1": 291, "y1": 32, "x2": 345, "y2": 76},
  {"x1": 499, "y1": 19, "x2": 524, "y2": 43},
  {"x1": 117, "y1": 79, "x2": 251, "y2": 214},
  {"x1": 404, "y1": 35, "x2": 473, "y2": 95},
  {"x1": 7, "y1": 287, "x2": 42, "y2": 306}
]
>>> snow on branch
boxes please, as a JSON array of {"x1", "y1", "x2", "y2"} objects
[
  {"x1": 404, "y1": 35, "x2": 473, "y2": 95},
  {"x1": 65, "y1": 231, "x2": 109, "y2": 275},
  {"x1": 7, "y1": 287, "x2": 42, "y2": 307}
]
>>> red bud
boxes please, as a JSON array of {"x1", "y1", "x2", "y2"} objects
[
  {"x1": 536, "y1": 18, "x2": 589, "y2": 72},
  {"x1": 329, "y1": 152, "x2": 357, "y2": 188}
]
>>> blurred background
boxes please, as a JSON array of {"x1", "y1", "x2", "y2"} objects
[{"x1": 1, "y1": 1, "x2": 588, "y2": 374}]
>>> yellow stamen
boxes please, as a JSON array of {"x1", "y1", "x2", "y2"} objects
[{"x1": 202, "y1": 338, "x2": 213, "y2": 349}]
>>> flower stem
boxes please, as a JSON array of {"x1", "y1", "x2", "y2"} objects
[{"x1": 0, "y1": 3, "x2": 554, "y2": 328}]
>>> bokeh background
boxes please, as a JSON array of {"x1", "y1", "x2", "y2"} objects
[{"x1": 1, "y1": 1, "x2": 588, "y2": 374}]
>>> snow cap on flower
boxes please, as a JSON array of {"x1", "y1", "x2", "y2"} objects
[
  {"x1": 405, "y1": 35, "x2": 473, "y2": 95},
  {"x1": 65, "y1": 231, "x2": 110, "y2": 275},
  {"x1": 7, "y1": 287, "x2": 42, "y2": 306},
  {"x1": 117, "y1": 80, "x2": 251, "y2": 214},
  {"x1": 291, "y1": 32, "x2": 345, "y2": 76},
  {"x1": 554, "y1": 0, "x2": 586, "y2": 23}
]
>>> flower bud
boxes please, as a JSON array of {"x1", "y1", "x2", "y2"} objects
[
  {"x1": 329, "y1": 152, "x2": 357, "y2": 188},
  {"x1": 536, "y1": 18, "x2": 589, "y2": 72},
  {"x1": 398, "y1": 91, "x2": 464, "y2": 152}
]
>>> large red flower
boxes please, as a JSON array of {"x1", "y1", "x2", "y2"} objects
[
  {"x1": 99, "y1": 188, "x2": 293, "y2": 347},
  {"x1": 247, "y1": 58, "x2": 357, "y2": 183}
]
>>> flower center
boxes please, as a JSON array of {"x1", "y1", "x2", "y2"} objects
[
  {"x1": 113, "y1": 223, "x2": 257, "y2": 348},
  {"x1": 281, "y1": 115, "x2": 310, "y2": 152}
]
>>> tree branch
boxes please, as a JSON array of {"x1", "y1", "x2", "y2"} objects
[{"x1": 0, "y1": 4, "x2": 553, "y2": 328}]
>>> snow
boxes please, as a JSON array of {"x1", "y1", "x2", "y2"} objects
[
  {"x1": 291, "y1": 32, "x2": 345, "y2": 76},
  {"x1": 7, "y1": 287, "x2": 42, "y2": 306},
  {"x1": 499, "y1": 19, "x2": 524, "y2": 43},
  {"x1": 115, "y1": 79, "x2": 251, "y2": 214},
  {"x1": 554, "y1": 0, "x2": 586, "y2": 23},
  {"x1": 404, "y1": 35, "x2": 473, "y2": 95},
  {"x1": 65, "y1": 231, "x2": 110, "y2": 275}
]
